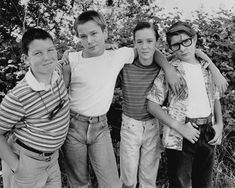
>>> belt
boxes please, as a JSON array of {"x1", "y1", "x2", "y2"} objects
[
  {"x1": 16, "y1": 139, "x2": 53, "y2": 156},
  {"x1": 70, "y1": 111, "x2": 106, "y2": 123},
  {"x1": 185, "y1": 114, "x2": 212, "y2": 125}
]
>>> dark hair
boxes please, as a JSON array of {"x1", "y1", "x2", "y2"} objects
[
  {"x1": 74, "y1": 10, "x2": 106, "y2": 36},
  {"x1": 166, "y1": 21, "x2": 196, "y2": 45},
  {"x1": 133, "y1": 22, "x2": 159, "y2": 41},
  {"x1": 21, "y1": 28, "x2": 54, "y2": 55}
]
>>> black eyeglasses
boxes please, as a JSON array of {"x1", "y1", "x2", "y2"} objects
[
  {"x1": 170, "y1": 38, "x2": 193, "y2": 52},
  {"x1": 39, "y1": 82, "x2": 65, "y2": 120}
]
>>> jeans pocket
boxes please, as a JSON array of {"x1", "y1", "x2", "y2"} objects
[{"x1": 204, "y1": 125, "x2": 215, "y2": 142}]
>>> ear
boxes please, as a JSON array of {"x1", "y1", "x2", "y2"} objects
[
  {"x1": 22, "y1": 54, "x2": 30, "y2": 66},
  {"x1": 104, "y1": 29, "x2": 108, "y2": 41},
  {"x1": 155, "y1": 39, "x2": 160, "y2": 49},
  {"x1": 193, "y1": 35, "x2": 197, "y2": 44}
]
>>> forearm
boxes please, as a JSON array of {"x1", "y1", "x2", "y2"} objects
[
  {"x1": 0, "y1": 134, "x2": 18, "y2": 171},
  {"x1": 214, "y1": 100, "x2": 223, "y2": 128},
  {"x1": 153, "y1": 49, "x2": 171, "y2": 71},
  {"x1": 148, "y1": 100, "x2": 178, "y2": 129},
  {"x1": 208, "y1": 61, "x2": 221, "y2": 75}
]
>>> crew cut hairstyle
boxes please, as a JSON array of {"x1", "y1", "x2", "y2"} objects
[
  {"x1": 133, "y1": 21, "x2": 159, "y2": 41},
  {"x1": 166, "y1": 21, "x2": 197, "y2": 45},
  {"x1": 74, "y1": 10, "x2": 106, "y2": 36},
  {"x1": 21, "y1": 28, "x2": 54, "y2": 55}
]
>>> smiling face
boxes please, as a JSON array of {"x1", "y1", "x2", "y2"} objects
[
  {"x1": 169, "y1": 32, "x2": 197, "y2": 62},
  {"x1": 134, "y1": 28, "x2": 157, "y2": 65},
  {"x1": 76, "y1": 20, "x2": 107, "y2": 58},
  {"x1": 24, "y1": 38, "x2": 57, "y2": 78}
]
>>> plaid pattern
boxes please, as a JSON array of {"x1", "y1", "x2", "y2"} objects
[{"x1": 147, "y1": 57, "x2": 219, "y2": 150}]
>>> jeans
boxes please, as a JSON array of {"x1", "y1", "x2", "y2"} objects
[
  {"x1": 2, "y1": 136, "x2": 61, "y2": 188},
  {"x1": 166, "y1": 120, "x2": 215, "y2": 188},
  {"x1": 120, "y1": 114, "x2": 163, "y2": 188},
  {"x1": 62, "y1": 112, "x2": 121, "y2": 188}
]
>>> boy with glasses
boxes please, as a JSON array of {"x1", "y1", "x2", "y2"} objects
[
  {"x1": 147, "y1": 21, "x2": 223, "y2": 188},
  {"x1": 0, "y1": 28, "x2": 70, "y2": 188}
]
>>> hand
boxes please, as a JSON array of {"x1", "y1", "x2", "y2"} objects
[
  {"x1": 10, "y1": 155, "x2": 19, "y2": 173},
  {"x1": 208, "y1": 124, "x2": 223, "y2": 145},
  {"x1": 165, "y1": 66, "x2": 186, "y2": 95},
  {"x1": 195, "y1": 49, "x2": 209, "y2": 61},
  {"x1": 213, "y1": 72, "x2": 228, "y2": 95},
  {"x1": 178, "y1": 122, "x2": 200, "y2": 144},
  {"x1": 61, "y1": 48, "x2": 76, "y2": 65},
  {"x1": 105, "y1": 43, "x2": 118, "y2": 50}
]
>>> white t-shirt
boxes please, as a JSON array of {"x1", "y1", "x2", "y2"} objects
[
  {"x1": 182, "y1": 62, "x2": 211, "y2": 118},
  {"x1": 68, "y1": 47, "x2": 135, "y2": 116}
]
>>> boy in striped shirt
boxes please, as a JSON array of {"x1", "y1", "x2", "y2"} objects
[{"x1": 0, "y1": 28, "x2": 70, "y2": 188}]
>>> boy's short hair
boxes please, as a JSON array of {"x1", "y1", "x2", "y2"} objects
[
  {"x1": 166, "y1": 21, "x2": 196, "y2": 45},
  {"x1": 133, "y1": 22, "x2": 159, "y2": 41},
  {"x1": 21, "y1": 28, "x2": 54, "y2": 55},
  {"x1": 74, "y1": 10, "x2": 106, "y2": 36}
]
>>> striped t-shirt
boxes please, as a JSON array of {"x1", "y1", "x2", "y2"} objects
[
  {"x1": 0, "y1": 70, "x2": 70, "y2": 152},
  {"x1": 119, "y1": 58, "x2": 160, "y2": 121}
]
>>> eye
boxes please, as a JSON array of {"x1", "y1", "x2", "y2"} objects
[
  {"x1": 136, "y1": 40, "x2": 143, "y2": 44},
  {"x1": 48, "y1": 48, "x2": 55, "y2": 52},
  {"x1": 34, "y1": 52, "x2": 42, "y2": 56},
  {"x1": 91, "y1": 32, "x2": 97, "y2": 36},
  {"x1": 147, "y1": 39, "x2": 153, "y2": 43},
  {"x1": 79, "y1": 35, "x2": 87, "y2": 39}
]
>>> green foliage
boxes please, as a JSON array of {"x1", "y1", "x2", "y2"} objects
[{"x1": 0, "y1": 0, "x2": 234, "y2": 187}]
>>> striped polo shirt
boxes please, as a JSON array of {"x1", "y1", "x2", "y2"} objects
[
  {"x1": 0, "y1": 69, "x2": 70, "y2": 152},
  {"x1": 119, "y1": 58, "x2": 160, "y2": 121}
]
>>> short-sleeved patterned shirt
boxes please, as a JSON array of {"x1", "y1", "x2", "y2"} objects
[{"x1": 147, "y1": 57, "x2": 219, "y2": 151}]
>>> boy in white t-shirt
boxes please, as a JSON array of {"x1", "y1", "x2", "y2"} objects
[{"x1": 147, "y1": 21, "x2": 224, "y2": 188}]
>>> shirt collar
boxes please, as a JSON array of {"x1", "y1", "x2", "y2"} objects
[{"x1": 25, "y1": 69, "x2": 60, "y2": 91}]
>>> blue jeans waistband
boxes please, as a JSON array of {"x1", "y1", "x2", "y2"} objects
[
  {"x1": 70, "y1": 111, "x2": 106, "y2": 123},
  {"x1": 185, "y1": 114, "x2": 212, "y2": 125}
]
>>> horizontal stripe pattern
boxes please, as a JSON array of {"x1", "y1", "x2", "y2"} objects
[
  {"x1": 0, "y1": 75, "x2": 70, "y2": 152},
  {"x1": 121, "y1": 59, "x2": 160, "y2": 121}
]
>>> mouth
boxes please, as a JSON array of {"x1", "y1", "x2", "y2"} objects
[
  {"x1": 43, "y1": 62, "x2": 53, "y2": 66},
  {"x1": 88, "y1": 46, "x2": 96, "y2": 50}
]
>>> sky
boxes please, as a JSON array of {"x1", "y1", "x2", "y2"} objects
[{"x1": 152, "y1": 0, "x2": 235, "y2": 18}]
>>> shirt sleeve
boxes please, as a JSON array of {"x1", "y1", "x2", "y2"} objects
[
  {"x1": 116, "y1": 47, "x2": 135, "y2": 65},
  {"x1": 0, "y1": 92, "x2": 25, "y2": 132},
  {"x1": 146, "y1": 70, "x2": 168, "y2": 105}
]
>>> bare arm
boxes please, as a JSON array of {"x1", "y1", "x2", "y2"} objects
[
  {"x1": 195, "y1": 49, "x2": 228, "y2": 94},
  {"x1": 0, "y1": 131, "x2": 19, "y2": 172},
  {"x1": 147, "y1": 100, "x2": 200, "y2": 143},
  {"x1": 133, "y1": 48, "x2": 185, "y2": 95},
  {"x1": 208, "y1": 99, "x2": 223, "y2": 145}
]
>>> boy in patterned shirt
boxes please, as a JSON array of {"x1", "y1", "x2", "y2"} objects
[{"x1": 147, "y1": 21, "x2": 223, "y2": 188}]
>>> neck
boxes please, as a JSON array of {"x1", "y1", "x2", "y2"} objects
[
  {"x1": 31, "y1": 70, "x2": 52, "y2": 85},
  {"x1": 139, "y1": 57, "x2": 153, "y2": 66}
]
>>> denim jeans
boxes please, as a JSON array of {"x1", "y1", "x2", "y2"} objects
[
  {"x1": 62, "y1": 112, "x2": 121, "y2": 188},
  {"x1": 120, "y1": 114, "x2": 163, "y2": 188},
  {"x1": 166, "y1": 121, "x2": 215, "y2": 188}
]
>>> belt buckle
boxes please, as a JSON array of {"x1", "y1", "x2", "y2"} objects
[{"x1": 40, "y1": 153, "x2": 52, "y2": 161}]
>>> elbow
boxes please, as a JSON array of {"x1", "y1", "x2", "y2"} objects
[{"x1": 147, "y1": 100, "x2": 154, "y2": 115}]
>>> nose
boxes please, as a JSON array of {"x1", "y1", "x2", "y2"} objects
[
  {"x1": 43, "y1": 52, "x2": 50, "y2": 60},
  {"x1": 179, "y1": 44, "x2": 186, "y2": 52},
  {"x1": 142, "y1": 41, "x2": 147, "y2": 48},
  {"x1": 87, "y1": 35, "x2": 93, "y2": 44}
]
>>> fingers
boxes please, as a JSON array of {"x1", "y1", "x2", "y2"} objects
[{"x1": 208, "y1": 134, "x2": 222, "y2": 145}]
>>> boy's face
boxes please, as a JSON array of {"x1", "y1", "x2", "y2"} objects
[
  {"x1": 76, "y1": 20, "x2": 107, "y2": 58},
  {"x1": 24, "y1": 38, "x2": 57, "y2": 78},
  {"x1": 134, "y1": 28, "x2": 157, "y2": 63},
  {"x1": 170, "y1": 33, "x2": 197, "y2": 62}
]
